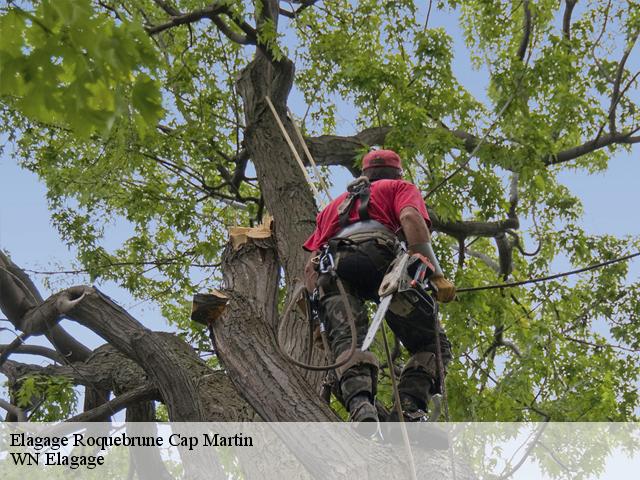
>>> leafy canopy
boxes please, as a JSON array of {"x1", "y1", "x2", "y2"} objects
[{"x1": 1, "y1": 0, "x2": 639, "y2": 426}]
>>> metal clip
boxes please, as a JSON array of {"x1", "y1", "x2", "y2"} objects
[{"x1": 318, "y1": 248, "x2": 336, "y2": 274}]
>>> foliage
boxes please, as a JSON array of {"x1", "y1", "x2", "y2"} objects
[
  {"x1": 14, "y1": 375, "x2": 77, "y2": 421},
  {"x1": 1, "y1": 0, "x2": 639, "y2": 433},
  {"x1": 0, "y1": 0, "x2": 163, "y2": 137}
]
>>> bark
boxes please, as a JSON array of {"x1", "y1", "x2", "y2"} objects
[
  {"x1": 127, "y1": 401, "x2": 174, "y2": 480},
  {"x1": 306, "y1": 127, "x2": 392, "y2": 175},
  {"x1": 429, "y1": 209, "x2": 519, "y2": 240},
  {"x1": 236, "y1": 40, "x2": 326, "y2": 389},
  {"x1": 211, "y1": 238, "x2": 337, "y2": 421},
  {"x1": 61, "y1": 290, "x2": 255, "y2": 421}
]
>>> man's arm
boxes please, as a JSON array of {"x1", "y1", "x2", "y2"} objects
[
  {"x1": 399, "y1": 207, "x2": 456, "y2": 303},
  {"x1": 399, "y1": 206, "x2": 433, "y2": 245}
]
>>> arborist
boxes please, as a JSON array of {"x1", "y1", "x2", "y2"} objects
[{"x1": 303, "y1": 149, "x2": 456, "y2": 424}]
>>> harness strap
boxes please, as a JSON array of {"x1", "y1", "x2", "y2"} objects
[
  {"x1": 357, "y1": 187, "x2": 371, "y2": 222},
  {"x1": 337, "y1": 176, "x2": 372, "y2": 227}
]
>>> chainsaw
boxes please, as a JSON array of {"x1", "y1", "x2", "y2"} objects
[{"x1": 361, "y1": 251, "x2": 438, "y2": 351}]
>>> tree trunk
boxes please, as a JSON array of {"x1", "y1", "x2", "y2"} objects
[{"x1": 211, "y1": 238, "x2": 337, "y2": 421}]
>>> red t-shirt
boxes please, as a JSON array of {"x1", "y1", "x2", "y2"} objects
[{"x1": 303, "y1": 179, "x2": 431, "y2": 252}]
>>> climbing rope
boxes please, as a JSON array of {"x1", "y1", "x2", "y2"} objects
[
  {"x1": 457, "y1": 251, "x2": 640, "y2": 293},
  {"x1": 276, "y1": 280, "x2": 359, "y2": 372},
  {"x1": 266, "y1": 96, "x2": 333, "y2": 206}
]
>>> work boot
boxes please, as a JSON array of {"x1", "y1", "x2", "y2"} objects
[
  {"x1": 388, "y1": 394, "x2": 428, "y2": 422},
  {"x1": 348, "y1": 394, "x2": 380, "y2": 437},
  {"x1": 384, "y1": 394, "x2": 450, "y2": 450}
]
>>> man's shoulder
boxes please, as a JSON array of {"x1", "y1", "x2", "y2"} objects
[{"x1": 372, "y1": 178, "x2": 418, "y2": 192}]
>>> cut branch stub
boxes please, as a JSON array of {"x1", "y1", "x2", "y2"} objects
[
  {"x1": 191, "y1": 290, "x2": 229, "y2": 327},
  {"x1": 228, "y1": 213, "x2": 273, "y2": 250}
]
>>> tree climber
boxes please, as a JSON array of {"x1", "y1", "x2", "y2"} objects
[{"x1": 303, "y1": 149, "x2": 456, "y2": 424}]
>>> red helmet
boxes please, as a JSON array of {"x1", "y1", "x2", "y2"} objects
[{"x1": 362, "y1": 149, "x2": 402, "y2": 170}]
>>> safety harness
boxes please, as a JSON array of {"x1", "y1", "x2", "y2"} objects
[{"x1": 337, "y1": 176, "x2": 372, "y2": 227}]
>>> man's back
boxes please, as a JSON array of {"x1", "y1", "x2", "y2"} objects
[{"x1": 303, "y1": 178, "x2": 431, "y2": 252}]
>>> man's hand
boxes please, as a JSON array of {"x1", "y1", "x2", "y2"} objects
[{"x1": 430, "y1": 274, "x2": 456, "y2": 303}]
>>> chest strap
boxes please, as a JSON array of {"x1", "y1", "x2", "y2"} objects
[{"x1": 337, "y1": 176, "x2": 371, "y2": 227}]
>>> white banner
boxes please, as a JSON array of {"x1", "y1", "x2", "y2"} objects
[{"x1": 1, "y1": 422, "x2": 638, "y2": 479}]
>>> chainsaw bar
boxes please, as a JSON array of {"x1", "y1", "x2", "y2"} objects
[{"x1": 362, "y1": 294, "x2": 392, "y2": 351}]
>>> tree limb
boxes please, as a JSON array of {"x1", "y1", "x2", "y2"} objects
[
  {"x1": 146, "y1": 0, "x2": 258, "y2": 44},
  {"x1": 0, "y1": 397, "x2": 27, "y2": 422},
  {"x1": 0, "y1": 251, "x2": 91, "y2": 362},
  {"x1": 517, "y1": 1, "x2": 532, "y2": 62},
  {"x1": 1, "y1": 359, "x2": 105, "y2": 387},
  {"x1": 146, "y1": 2, "x2": 227, "y2": 34},
  {"x1": 609, "y1": 31, "x2": 639, "y2": 133},
  {"x1": 429, "y1": 210, "x2": 519, "y2": 241},
  {"x1": 126, "y1": 403, "x2": 173, "y2": 480},
  {"x1": 152, "y1": 0, "x2": 180, "y2": 16},
  {"x1": 211, "y1": 15, "x2": 253, "y2": 45},
  {"x1": 0, "y1": 343, "x2": 66, "y2": 364},
  {"x1": 278, "y1": 0, "x2": 319, "y2": 19},
  {"x1": 65, "y1": 385, "x2": 158, "y2": 422},
  {"x1": 495, "y1": 232, "x2": 514, "y2": 279},
  {"x1": 305, "y1": 126, "x2": 391, "y2": 175},
  {"x1": 562, "y1": 0, "x2": 578, "y2": 41},
  {"x1": 546, "y1": 130, "x2": 640, "y2": 166}
]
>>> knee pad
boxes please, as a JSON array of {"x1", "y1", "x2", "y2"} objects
[
  {"x1": 335, "y1": 350, "x2": 379, "y2": 406},
  {"x1": 335, "y1": 349, "x2": 379, "y2": 378},
  {"x1": 402, "y1": 351, "x2": 438, "y2": 379}
]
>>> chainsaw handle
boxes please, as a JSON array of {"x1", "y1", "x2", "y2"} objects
[{"x1": 410, "y1": 263, "x2": 427, "y2": 288}]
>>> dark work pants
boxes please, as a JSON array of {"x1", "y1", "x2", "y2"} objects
[{"x1": 318, "y1": 240, "x2": 452, "y2": 410}]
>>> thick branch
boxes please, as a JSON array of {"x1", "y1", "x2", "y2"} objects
[
  {"x1": 0, "y1": 251, "x2": 91, "y2": 362},
  {"x1": 147, "y1": 1, "x2": 257, "y2": 45},
  {"x1": 57, "y1": 287, "x2": 205, "y2": 420},
  {"x1": 278, "y1": 0, "x2": 319, "y2": 19},
  {"x1": 0, "y1": 397, "x2": 27, "y2": 422},
  {"x1": 495, "y1": 233, "x2": 514, "y2": 279},
  {"x1": 3, "y1": 254, "x2": 254, "y2": 422},
  {"x1": 152, "y1": 0, "x2": 180, "y2": 16},
  {"x1": 83, "y1": 385, "x2": 111, "y2": 422},
  {"x1": 0, "y1": 344, "x2": 66, "y2": 363},
  {"x1": 517, "y1": 1, "x2": 532, "y2": 61},
  {"x1": 146, "y1": 2, "x2": 227, "y2": 34},
  {"x1": 211, "y1": 16, "x2": 253, "y2": 45},
  {"x1": 429, "y1": 209, "x2": 519, "y2": 240},
  {"x1": 508, "y1": 172, "x2": 519, "y2": 219},
  {"x1": 1, "y1": 359, "x2": 106, "y2": 389},
  {"x1": 126, "y1": 406, "x2": 173, "y2": 480},
  {"x1": 562, "y1": 1, "x2": 578, "y2": 41},
  {"x1": 305, "y1": 127, "x2": 391, "y2": 175},
  {"x1": 546, "y1": 130, "x2": 640, "y2": 166}
]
